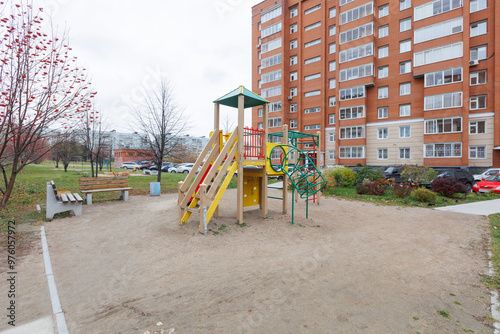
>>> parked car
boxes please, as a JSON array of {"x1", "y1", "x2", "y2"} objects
[
  {"x1": 472, "y1": 173, "x2": 500, "y2": 194},
  {"x1": 382, "y1": 166, "x2": 405, "y2": 183},
  {"x1": 473, "y1": 168, "x2": 500, "y2": 182},
  {"x1": 139, "y1": 162, "x2": 155, "y2": 170},
  {"x1": 143, "y1": 169, "x2": 158, "y2": 175},
  {"x1": 150, "y1": 162, "x2": 173, "y2": 171},
  {"x1": 167, "y1": 164, "x2": 180, "y2": 173},
  {"x1": 432, "y1": 169, "x2": 475, "y2": 192},
  {"x1": 120, "y1": 162, "x2": 141, "y2": 170},
  {"x1": 174, "y1": 163, "x2": 200, "y2": 174}
]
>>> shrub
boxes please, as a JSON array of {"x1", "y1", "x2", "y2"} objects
[
  {"x1": 431, "y1": 177, "x2": 468, "y2": 197},
  {"x1": 401, "y1": 165, "x2": 438, "y2": 184},
  {"x1": 356, "y1": 183, "x2": 369, "y2": 194},
  {"x1": 324, "y1": 166, "x2": 356, "y2": 187},
  {"x1": 392, "y1": 183, "x2": 413, "y2": 198},
  {"x1": 322, "y1": 167, "x2": 337, "y2": 189},
  {"x1": 355, "y1": 166, "x2": 383, "y2": 184},
  {"x1": 356, "y1": 179, "x2": 388, "y2": 196},
  {"x1": 410, "y1": 188, "x2": 437, "y2": 203}
]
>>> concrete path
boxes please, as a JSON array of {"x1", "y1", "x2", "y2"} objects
[
  {"x1": 435, "y1": 199, "x2": 500, "y2": 216},
  {"x1": 268, "y1": 181, "x2": 283, "y2": 189},
  {"x1": 0, "y1": 316, "x2": 55, "y2": 334}
]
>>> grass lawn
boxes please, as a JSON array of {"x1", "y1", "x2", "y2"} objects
[{"x1": 0, "y1": 161, "x2": 237, "y2": 231}]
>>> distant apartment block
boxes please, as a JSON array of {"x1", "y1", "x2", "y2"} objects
[{"x1": 252, "y1": 0, "x2": 500, "y2": 168}]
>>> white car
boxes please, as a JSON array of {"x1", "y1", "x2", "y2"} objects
[
  {"x1": 175, "y1": 163, "x2": 200, "y2": 174},
  {"x1": 474, "y1": 168, "x2": 500, "y2": 182},
  {"x1": 120, "y1": 162, "x2": 141, "y2": 170}
]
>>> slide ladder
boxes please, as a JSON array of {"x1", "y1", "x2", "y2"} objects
[{"x1": 178, "y1": 127, "x2": 239, "y2": 233}]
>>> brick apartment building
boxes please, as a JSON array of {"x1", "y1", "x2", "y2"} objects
[{"x1": 251, "y1": 0, "x2": 500, "y2": 168}]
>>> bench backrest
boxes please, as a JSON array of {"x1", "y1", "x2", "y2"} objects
[
  {"x1": 79, "y1": 177, "x2": 129, "y2": 191},
  {"x1": 48, "y1": 180, "x2": 60, "y2": 200}
]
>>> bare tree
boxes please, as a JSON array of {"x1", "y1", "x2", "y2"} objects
[
  {"x1": 77, "y1": 107, "x2": 108, "y2": 177},
  {"x1": 0, "y1": 1, "x2": 94, "y2": 209},
  {"x1": 51, "y1": 130, "x2": 84, "y2": 172},
  {"x1": 221, "y1": 112, "x2": 235, "y2": 134},
  {"x1": 130, "y1": 78, "x2": 188, "y2": 183}
]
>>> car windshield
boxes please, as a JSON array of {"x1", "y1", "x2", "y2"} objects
[
  {"x1": 384, "y1": 167, "x2": 394, "y2": 173},
  {"x1": 484, "y1": 174, "x2": 500, "y2": 182}
]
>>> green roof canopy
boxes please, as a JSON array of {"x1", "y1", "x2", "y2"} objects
[{"x1": 214, "y1": 85, "x2": 269, "y2": 109}]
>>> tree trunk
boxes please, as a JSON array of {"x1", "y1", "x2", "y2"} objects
[
  {"x1": 156, "y1": 170, "x2": 162, "y2": 183},
  {"x1": 0, "y1": 171, "x2": 18, "y2": 210},
  {"x1": 63, "y1": 162, "x2": 69, "y2": 172}
]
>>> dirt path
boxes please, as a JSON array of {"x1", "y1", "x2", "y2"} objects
[{"x1": 1, "y1": 190, "x2": 495, "y2": 333}]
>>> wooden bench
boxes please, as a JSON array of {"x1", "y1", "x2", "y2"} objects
[
  {"x1": 46, "y1": 181, "x2": 83, "y2": 219},
  {"x1": 79, "y1": 176, "x2": 132, "y2": 205}
]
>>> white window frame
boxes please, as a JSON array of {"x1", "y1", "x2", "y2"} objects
[
  {"x1": 378, "y1": 106, "x2": 388, "y2": 119},
  {"x1": 290, "y1": 71, "x2": 298, "y2": 81},
  {"x1": 379, "y1": 4, "x2": 389, "y2": 17},
  {"x1": 339, "y1": 146, "x2": 365, "y2": 159},
  {"x1": 304, "y1": 124, "x2": 321, "y2": 130},
  {"x1": 469, "y1": 145, "x2": 487, "y2": 159},
  {"x1": 290, "y1": 23, "x2": 298, "y2": 34},
  {"x1": 469, "y1": 120, "x2": 486, "y2": 134},
  {"x1": 424, "y1": 117, "x2": 462, "y2": 134},
  {"x1": 305, "y1": 38, "x2": 321, "y2": 48},
  {"x1": 305, "y1": 4, "x2": 321, "y2": 15},
  {"x1": 268, "y1": 117, "x2": 282, "y2": 128},
  {"x1": 470, "y1": 0, "x2": 487, "y2": 13},
  {"x1": 400, "y1": 61, "x2": 411, "y2": 74},
  {"x1": 400, "y1": 0, "x2": 411, "y2": 11},
  {"x1": 290, "y1": 39, "x2": 298, "y2": 50},
  {"x1": 329, "y1": 78, "x2": 336, "y2": 89},
  {"x1": 340, "y1": 126, "x2": 365, "y2": 139},
  {"x1": 400, "y1": 82, "x2": 411, "y2": 96},
  {"x1": 414, "y1": 17, "x2": 463, "y2": 44},
  {"x1": 329, "y1": 96, "x2": 336, "y2": 107},
  {"x1": 329, "y1": 114, "x2": 335, "y2": 124},
  {"x1": 424, "y1": 67, "x2": 463, "y2": 87},
  {"x1": 470, "y1": 95, "x2": 487, "y2": 110},
  {"x1": 414, "y1": 42, "x2": 463, "y2": 67},
  {"x1": 290, "y1": 87, "x2": 297, "y2": 97},
  {"x1": 424, "y1": 91, "x2": 463, "y2": 110},
  {"x1": 399, "y1": 125, "x2": 411, "y2": 138},
  {"x1": 339, "y1": 105, "x2": 364, "y2": 120},
  {"x1": 424, "y1": 142, "x2": 462, "y2": 158},
  {"x1": 290, "y1": 7, "x2": 298, "y2": 18},
  {"x1": 328, "y1": 132, "x2": 335, "y2": 142},
  {"x1": 329, "y1": 25, "x2": 336, "y2": 36},
  {"x1": 378, "y1": 86, "x2": 389, "y2": 99},
  {"x1": 290, "y1": 55, "x2": 298, "y2": 66},
  {"x1": 379, "y1": 25, "x2": 389, "y2": 38},
  {"x1": 329, "y1": 43, "x2": 336, "y2": 54},
  {"x1": 377, "y1": 148, "x2": 388, "y2": 160},
  {"x1": 329, "y1": 61, "x2": 336, "y2": 71},
  {"x1": 305, "y1": 21, "x2": 321, "y2": 32},
  {"x1": 290, "y1": 119, "x2": 297, "y2": 129},
  {"x1": 414, "y1": 0, "x2": 463, "y2": 21},
  {"x1": 378, "y1": 45, "x2": 389, "y2": 58},
  {"x1": 400, "y1": 39, "x2": 412, "y2": 53},
  {"x1": 304, "y1": 90, "x2": 321, "y2": 97},
  {"x1": 328, "y1": 150, "x2": 335, "y2": 160},
  {"x1": 470, "y1": 20, "x2": 487, "y2": 37},
  {"x1": 399, "y1": 147, "x2": 411, "y2": 160},
  {"x1": 329, "y1": 7, "x2": 337, "y2": 18},
  {"x1": 305, "y1": 56, "x2": 321, "y2": 65},
  {"x1": 305, "y1": 73, "x2": 321, "y2": 81},
  {"x1": 290, "y1": 103, "x2": 297, "y2": 113},
  {"x1": 470, "y1": 45, "x2": 487, "y2": 61},
  {"x1": 470, "y1": 70, "x2": 487, "y2": 85},
  {"x1": 399, "y1": 104, "x2": 411, "y2": 117},
  {"x1": 377, "y1": 127, "x2": 388, "y2": 139},
  {"x1": 378, "y1": 66, "x2": 388, "y2": 78},
  {"x1": 400, "y1": 17, "x2": 411, "y2": 32}
]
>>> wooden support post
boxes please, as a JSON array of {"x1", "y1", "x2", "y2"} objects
[
  {"x1": 178, "y1": 181, "x2": 184, "y2": 224},
  {"x1": 261, "y1": 102, "x2": 269, "y2": 218},
  {"x1": 214, "y1": 102, "x2": 220, "y2": 133},
  {"x1": 282, "y1": 124, "x2": 288, "y2": 214},
  {"x1": 237, "y1": 95, "x2": 244, "y2": 224},
  {"x1": 316, "y1": 131, "x2": 322, "y2": 205}
]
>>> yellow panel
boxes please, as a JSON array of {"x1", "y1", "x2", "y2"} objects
[
  {"x1": 266, "y1": 143, "x2": 287, "y2": 176},
  {"x1": 243, "y1": 175, "x2": 261, "y2": 207}
]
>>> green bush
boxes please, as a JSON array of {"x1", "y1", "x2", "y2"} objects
[
  {"x1": 410, "y1": 187, "x2": 437, "y2": 203},
  {"x1": 322, "y1": 167, "x2": 337, "y2": 189},
  {"x1": 392, "y1": 183, "x2": 413, "y2": 198},
  {"x1": 355, "y1": 166, "x2": 383, "y2": 184},
  {"x1": 330, "y1": 166, "x2": 357, "y2": 187},
  {"x1": 401, "y1": 165, "x2": 437, "y2": 184}
]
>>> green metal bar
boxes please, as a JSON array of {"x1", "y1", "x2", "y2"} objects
[
  {"x1": 268, "y1": 196, "x2": 283, "y2": 200},
  {"x1": 306, "y1": 186, "x2": 309, "y2": 219},
  {"x1": 291, "y1": 184, "x2": 295, "y2": 225}
]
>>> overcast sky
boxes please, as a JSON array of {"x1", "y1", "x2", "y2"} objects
[{"x1": 40, "y1": 0, "x2": 263, "y2": 136}]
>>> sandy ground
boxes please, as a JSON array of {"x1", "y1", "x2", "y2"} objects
[{"x1": 0, "y1": 189, "x2": 495, "y2": 333}]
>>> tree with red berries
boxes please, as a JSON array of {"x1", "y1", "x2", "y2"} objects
[{"x1": 0, "y1": 0, "x2": 94, "y2": 209}]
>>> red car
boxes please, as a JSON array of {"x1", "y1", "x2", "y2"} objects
[{"x1": 472, "y1": 173, "x2": 500, "y2": 194}]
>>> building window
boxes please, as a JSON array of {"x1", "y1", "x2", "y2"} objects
[
  {"x1": 400, "y1": 82, "x2": 411, "y2": 95},
  {"x1": 399, "y1": 104, "x2": 411, "y2": 117},
  {"x1": 424, "y1": 67, "x2": 462, "y2": 87},
  {"x1": 400, "y1": 61, "x2": 411, "y2": 74},
  {"x1": 258, "y1": 108, "x2": 263, "y2": 117},
  {"x1": 305, "y1": 56, "x2": 321, "y2": 65},
  {"x1": 340, "y1": 126, "x2": 365, "y2": 139},
  {"x1": 261, "y1": 37, "x2": 282, "y2": 54},
  {"x1": 424, "y1": 91, "x2": 462, "y2": 110},
  {"x1": 470, "y1": 0, "x2": 487, "y2": 13},
  {"x1": 305, "y1": 21, "x2": 321, "y2": 32},
  {"x1": 305, "y1": 38, "x2": 321, "y2": 48},
  {"x1": 400, "y1": 39, "x2": 411, "y2": 53},
  {"x1": 400, "y1": 18, "x2": 411, "y2": 32},
  {"x1": 339, "y1": 43, "x2": 373, "y2": 63},
  {"x1": 378, "y1": 86, "x2": 388, "y2": 99},
  {"x1": 414, "y1": 17, "x2": 463, "y2": 44},
  {"x1": 290, "y1": 103, "x2": 297, "y2": 113},
  {"x1": 378, "y1": 106, "x2": 388, "y2": 119},
  {"x1": 329, "y1": 114, "x2": 335, "y2": 124},
  {"x1": 329, "y1": 78, "x2": 336, "y2": 89},
  {"x1": 329, "y1": 7, "x2": 336, "y2": 18},
  {"x1": 305, "y1": 73, "x2": 321, "y2": 81},
  {"x1": 329, "y1": 43, "x2": 336, "y2": 54},
  {"x1": 339, "y1": 85, "x2": 365, "y2": 101},
  {"x1": 470, "y1": 145, "x2": 486, "y2": 159},
  {"x1": 339, "y1": 146, "x2": 365, "y2": 159},
  {"x1": 262, "y1": 53, "x2": 282, "y2": 69},
  {"x1": 290, "y1": 119, "x2": 297, "y2": 129},
  {"x1": 329, "y1": 61, "x2": 336, "y2": 71},
  {"x1": 378, "y1": 66, "x2": 388, "y2": 78},
  {"x1": 329, "y1": 96, "x2": 336, "y2": 106},
  {"x1": 268, "y1": 117, "x2": 282, "y2": 128},
  {"x1": 415, "y1": 0, "x2": 463, "y2": 21},
  {"x1": 329, "y1": 25, "x2": 336, "y2": 36},
  {"x1": 328, "y1": 150, "x2": 335, "y2": 160},
  {"x1": 304, "y1": 90, "x2": 321, "y2": 97},
  {"x1": 400, "y1": 0, "x2": 411, "y2": 10},
  {"x1": 328, "y1": 132, "x2": 335, "y2": 142},
  {"x1": 339, "y1": 22, "x2": 374, "y2": 44},
  {"x1": 290, "y1": 6, "x2": 298, "y2": 18},
  {"x1": 261, "y1": 85, "x2": 282, "y2": 98},
  {"x1": 424, "y1": 142, "x2": 462, "y2": 158},
  {"x1": 290, "y1": 55, "x2": 298, "y2": 66},
  {"x1": 290, "y1": 87, "x2": 297, "y2": 97},
  {"x1": 377, "y1": 127, "x2": 388, "y2": 139},
  {"x1": 399, "y1": 126, "x2": 411, "y2": 138},
  {"x1": 470, "y1": 45, "x2": 487, "y2": 61},
  {"x1": 261, "y1": 6, "x2": 282, "y2": 23},
  {"x1": 269, "y1": 101, "x2": 282, "y2": 113},
  {"x1": 470, "y1": 20, "x2": 487, "y2": 37},
  {"x1": 470, "y1": 120, "x2": 486, "y2": 134},
  {"x1": 261, "y1": 69, "x2": 282, "y2": 84},
  {"x1": 290, "y1": 71, "x2": 297, "y2": 81},
  {"x1": 305, "y1": 107, "x2": 320, "y2": 114},
  {"x1": 340, "y1": 63, "x2": 374, "y2": 82},
  {"x1": 378, "y1": 45, "x2": 389, "y2": 58},
  {"x1": 470, "y1": 95, "x2": 486, "y2": 110},
  {"x1": 290, "y1": 39, "x2": 298, "y2": 49},
  {"x1": 379, "y1": 4, "x2": 389, "y2": 17},
  {"x1": 261, "y1": 22, "x2": 282, "y2": 38},
  {"x1": 305, "y1": 124, "x2": 321, "y2": 130},
  {"x1": 340, "y1": 105, "x2": 364, "y2": 120},
  {"x1": 290, "y1": 23, "x2": 298, "y2": 34},
  {"x1": 305, "y1": 4, "x2": 321, "y2": 15},
  {"x1": 470, "y1": 70, "x2": 486, "y2": 85},
  {"x1": 340, "y1": 2, "x2": 374, "y2": 25},
  {"x1": 379, "y1": 25, "x2": 389, "y2": 38},
  {"x1": 378, "y1": 148, "x2": 388, "y2": 160},
  {"x1": 424, "y1": 117, "x2": 462, "y2": 134},
  {"x1": 414, "y1": 42, "x2": 463, "y2": 67},
  {"x1": 399, "y1": 147, "x2": 411, "y2": 160}
]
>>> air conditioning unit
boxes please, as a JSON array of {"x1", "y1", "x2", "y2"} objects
[
  {"x1": 288, "y1": 96, "x2": 293, "y2": 100},
  {"x1": 256, "y1": 44, "x2": 261, "y2": 49},
  {"x1": 469, "y1": 60, "x2": 479, "y2": 66}
]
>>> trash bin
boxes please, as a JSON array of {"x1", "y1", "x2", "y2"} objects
[{"x1": 150, "y1": 182, "x2": 161, "y2": 196}]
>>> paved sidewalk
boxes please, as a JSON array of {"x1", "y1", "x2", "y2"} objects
[
  {"x1": 0, "y1": 316, "x2": 55, "y2": 334},
  {"x1": 435, "y1": 199, "x2": 500, "y2": 216}
]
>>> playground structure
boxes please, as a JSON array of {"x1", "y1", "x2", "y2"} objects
[{"x1": 177, "y1": 86, "x2": 327, "y2": 233}]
